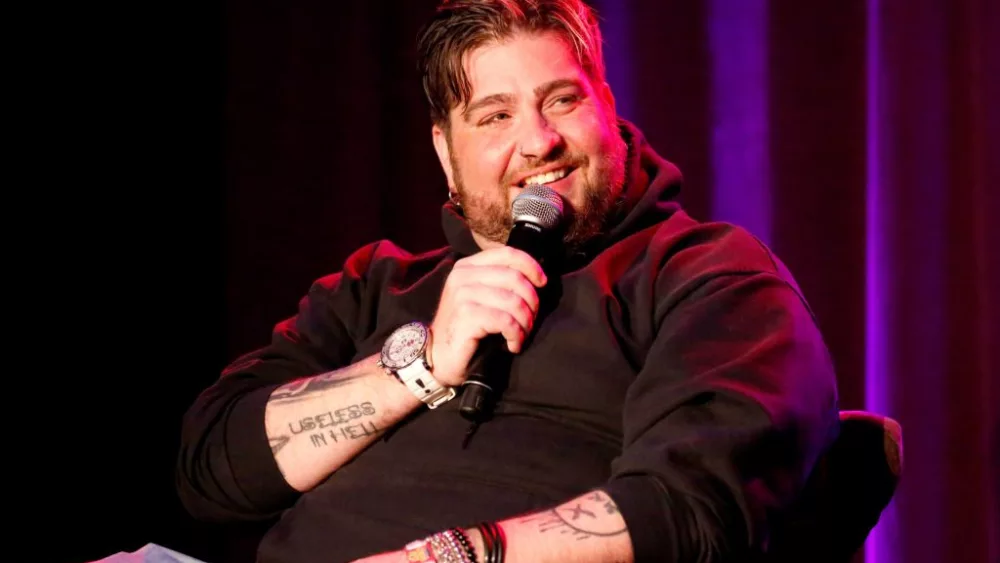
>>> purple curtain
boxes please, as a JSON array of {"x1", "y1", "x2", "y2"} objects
[{"x1": 208, "y1": 1, "x2": 997, "y2": 562}]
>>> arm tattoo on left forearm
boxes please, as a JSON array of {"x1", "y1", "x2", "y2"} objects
[{"x1": 528, "y1": 490, "x2": 627, "y2": 539}]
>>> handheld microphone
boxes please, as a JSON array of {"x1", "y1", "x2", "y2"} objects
[{"x1": 458, "y1": 184, "x2": 564, "y2": 423}]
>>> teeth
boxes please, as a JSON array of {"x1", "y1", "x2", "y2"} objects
[{"x1": 523, "y1": 168, "x2": 568, "y2": 186}]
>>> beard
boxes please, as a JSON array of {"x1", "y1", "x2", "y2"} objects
[{"x1": 451, "y1": 133, "x2": 628, "y2": 256}]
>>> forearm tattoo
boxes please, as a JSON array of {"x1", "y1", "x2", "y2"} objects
[
  {"x1": 269, "y1": 435, "x2": 290, "y2": 454},
  {"x1": 270, "y1": 369, "x2": 366, "y2": 405},
  {"x1": 294, "y1": 402, "x2": 381, "y2": 447},
  {"x1": 266, "y1": 362, "x2": 384, "y2": 454},
  {"x1": 268, "y1": 402, "x2": 381, "y2": 454},
  {"x1": 524, "y1": 490, "x2": 627, "y2": 539}
]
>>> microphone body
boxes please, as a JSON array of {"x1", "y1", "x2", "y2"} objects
[{"x1": 458, "y1": 185, "x2": 563, "y2": 422}]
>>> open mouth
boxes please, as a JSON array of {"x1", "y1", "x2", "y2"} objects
[{"x1": 517, "y1": 166, "x2": 575, "y2": 188}]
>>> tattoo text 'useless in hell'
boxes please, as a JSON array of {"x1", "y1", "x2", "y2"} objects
[
  {"x1": 288, "y1": 402, "x2": 379, "y2": 448},
  {"x1": 288, "y1": 402, "x2": 375, "y2": 434}
]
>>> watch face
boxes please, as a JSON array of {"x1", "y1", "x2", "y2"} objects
[{"x1": 381, "y1": 322, "x2": 427, "y2": 369}]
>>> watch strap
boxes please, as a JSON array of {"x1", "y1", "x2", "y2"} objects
[{"x1": 396, "y1": 360, "x2": 456, "y2": 409}]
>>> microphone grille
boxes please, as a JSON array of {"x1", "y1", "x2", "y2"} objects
[{"x1": 511, "y1": 184, "x2": 564, "y2": 229}]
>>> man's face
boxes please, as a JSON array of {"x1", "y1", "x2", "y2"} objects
[{"x1": 432, "y1": 30, "x2": 628, "y2": 250}]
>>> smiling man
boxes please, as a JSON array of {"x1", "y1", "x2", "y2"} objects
[
  {"x1": 429, "y1": 28, "x2": 628, "y2": 254},
  {"x1": 176, "y1": 2, "x2": 840, "y2": 562}
]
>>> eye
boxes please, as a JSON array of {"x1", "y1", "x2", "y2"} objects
[
  {"x1": 480, "y1": 112, "x2": 511, "y2": 126},
  {"x1": 547, "y1": 94, "x2": 581, "y2": 113}
]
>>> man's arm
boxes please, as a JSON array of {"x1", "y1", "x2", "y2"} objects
[
  {"x1": 268, "y1": 245, "x2": 549, "y2": 491},
  {"x1": 263, "y1": 353, "x2": 422, "y2": 492},
  {"x1": 357, "y1": 269, "x2": 839, "y2": 563},
  {"x1": 490, "y1": 274, "x2": 836, "y2": 563},
  {"x1": 176, "y1": 242, "x2": 386, "y2": 523},
  {"x1": 177, "y1": 243, "x2": 549, "y2": 522},
  {"x1": 352, "y1": 489, "x2": 632, "y2": 563},
  {"x1": 598, "y1": 270, "x2": 840, "y2": 561},
  {"x1": 478, "y1": 489, "x2": 632, "y2": 563}
]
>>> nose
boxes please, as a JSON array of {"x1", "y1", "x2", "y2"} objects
[{"x1": 517, "y1": 111, "x2": 563, "y2": 161}]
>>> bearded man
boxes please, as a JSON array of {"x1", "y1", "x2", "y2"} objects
[{"x1": 177, "y1": 1, "x2": 840, "y2": 562}]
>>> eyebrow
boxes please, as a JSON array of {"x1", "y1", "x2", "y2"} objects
[
  {"x1": 461, "y1": 78, "x2": 584, "y2": 123},
  {"x1": 533, "y1": 78, "x2": 582, "y2": 100},
  {"x1": 461, "y1": 93, "x2": 516, "y2": 122}
]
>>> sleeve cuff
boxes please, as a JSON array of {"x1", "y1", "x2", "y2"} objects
[
  {"x1": 603, "y1": 475, "x2": 674, "y2": 563},
  {"x1": 225, "y1": 384, "x2": 300, "y2": 510}
]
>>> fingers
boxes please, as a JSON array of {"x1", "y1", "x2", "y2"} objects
[
  {"x1": 457, "y1": 301, "x2": 527, "y2": 354},
  {"x1": 459, "y1": 246, "x2": 547, "y2": 288},
  {"x1": 458, "y1": 284, "x2": 535, "y2": 335},
  {"x1": 428, "y1": 246, "x2": 549, "y2": 385},
  {"x1": 450, "y1": 266, "x2": 540, "y2": 315}
]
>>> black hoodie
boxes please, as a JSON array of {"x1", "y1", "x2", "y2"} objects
[{"x1": 176, "y1": 119, "x2": 840, "y2": 562}]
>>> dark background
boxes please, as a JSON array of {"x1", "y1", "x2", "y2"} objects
[{"x1": 16, "y1": 1, "x2": 997, "y2": 562}]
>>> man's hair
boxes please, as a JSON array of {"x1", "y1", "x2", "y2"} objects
[{"x1": 416, "y1": 0, "x2": 606, "y2": 129}]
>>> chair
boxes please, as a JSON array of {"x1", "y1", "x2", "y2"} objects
[{"x1": 765, "y1": 410, "x2": 904, "y2": 562}]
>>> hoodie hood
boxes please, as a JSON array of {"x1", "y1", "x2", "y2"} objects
[{"x1": 440, "y1": 118, "x2": 684, "y2": 270}]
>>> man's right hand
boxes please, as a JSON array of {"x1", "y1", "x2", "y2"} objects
[{"x1": 430, "y1": 246, "x2": 548, "y2": 387}]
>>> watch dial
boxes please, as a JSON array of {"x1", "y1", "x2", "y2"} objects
[{"x1": 384, "y1": 323, "x2": 426, "y2": 367}]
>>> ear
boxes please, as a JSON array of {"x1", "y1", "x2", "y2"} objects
[{"x1": 431, "y1": 124, "x2": 455, "y2": 190}]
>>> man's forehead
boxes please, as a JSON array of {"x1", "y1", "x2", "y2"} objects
[{"x1": 462, "y1": 31, "x2": 587, "y2": 97}]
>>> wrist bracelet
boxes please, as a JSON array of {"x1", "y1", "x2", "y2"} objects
[
  {"x1": 493, "y1": 522, "x2": 506, "y2": 563},
  {"x1": 404, "y1": 538, "x2": 439, "y2": 563},
  {"x1": 436, "y1": 534, "x2": 466, "y2": 563},
  {"x1": 447, "y1": 528, "x2": 477, "y2": 563},
  {"x1": 476, "y1": 522, "x2": 505, "y2": 563},
  {"x1": 478, "y1": 523, "x2": 494, "y2": 563},
  {"x1": 407, "y1": 529, "x2": 477, "y2": 563}
]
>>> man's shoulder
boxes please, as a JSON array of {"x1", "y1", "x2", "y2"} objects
[
  {"x1": 322, "y1": 238, "x2": 453, "y2": 284},
  {"x1": 351, "y1": 238, "x2": 451, "y2": 266},
  {"x1": 646, "y1": 211, "x2": 801, "y2": 290}
]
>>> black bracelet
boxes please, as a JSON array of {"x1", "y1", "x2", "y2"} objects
[
  {"x1": 476, "y1": 523, "x2": 493, "y2": 563},
  {"x1": 476, "y1": 521, "x2": 505, "y2": 563},
  {"x1": 492, "y1": 522, "x2": 505, "y2": 563},
  {"x1": 476, "y1": 522, "x2": 493, "y2": 563}
]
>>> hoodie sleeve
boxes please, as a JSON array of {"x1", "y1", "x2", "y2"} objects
[
  {"x1": 175, "y1": 242, "x2": 382, "y2": 523},
  {"x1": 602, "y1": 267, "x2": 840, "y2": 562}
]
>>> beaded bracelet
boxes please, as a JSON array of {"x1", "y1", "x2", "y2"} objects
[
  {"x1": 405, "y1": 528, "x2": 478, "y2": 563},
  {"x1": 447, "y1": 528, "x2": 478, "y2": 563}
]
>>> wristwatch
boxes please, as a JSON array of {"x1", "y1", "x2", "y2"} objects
[{"x1": 377, "y1": 321, "x2": 456, "y2": 409}]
